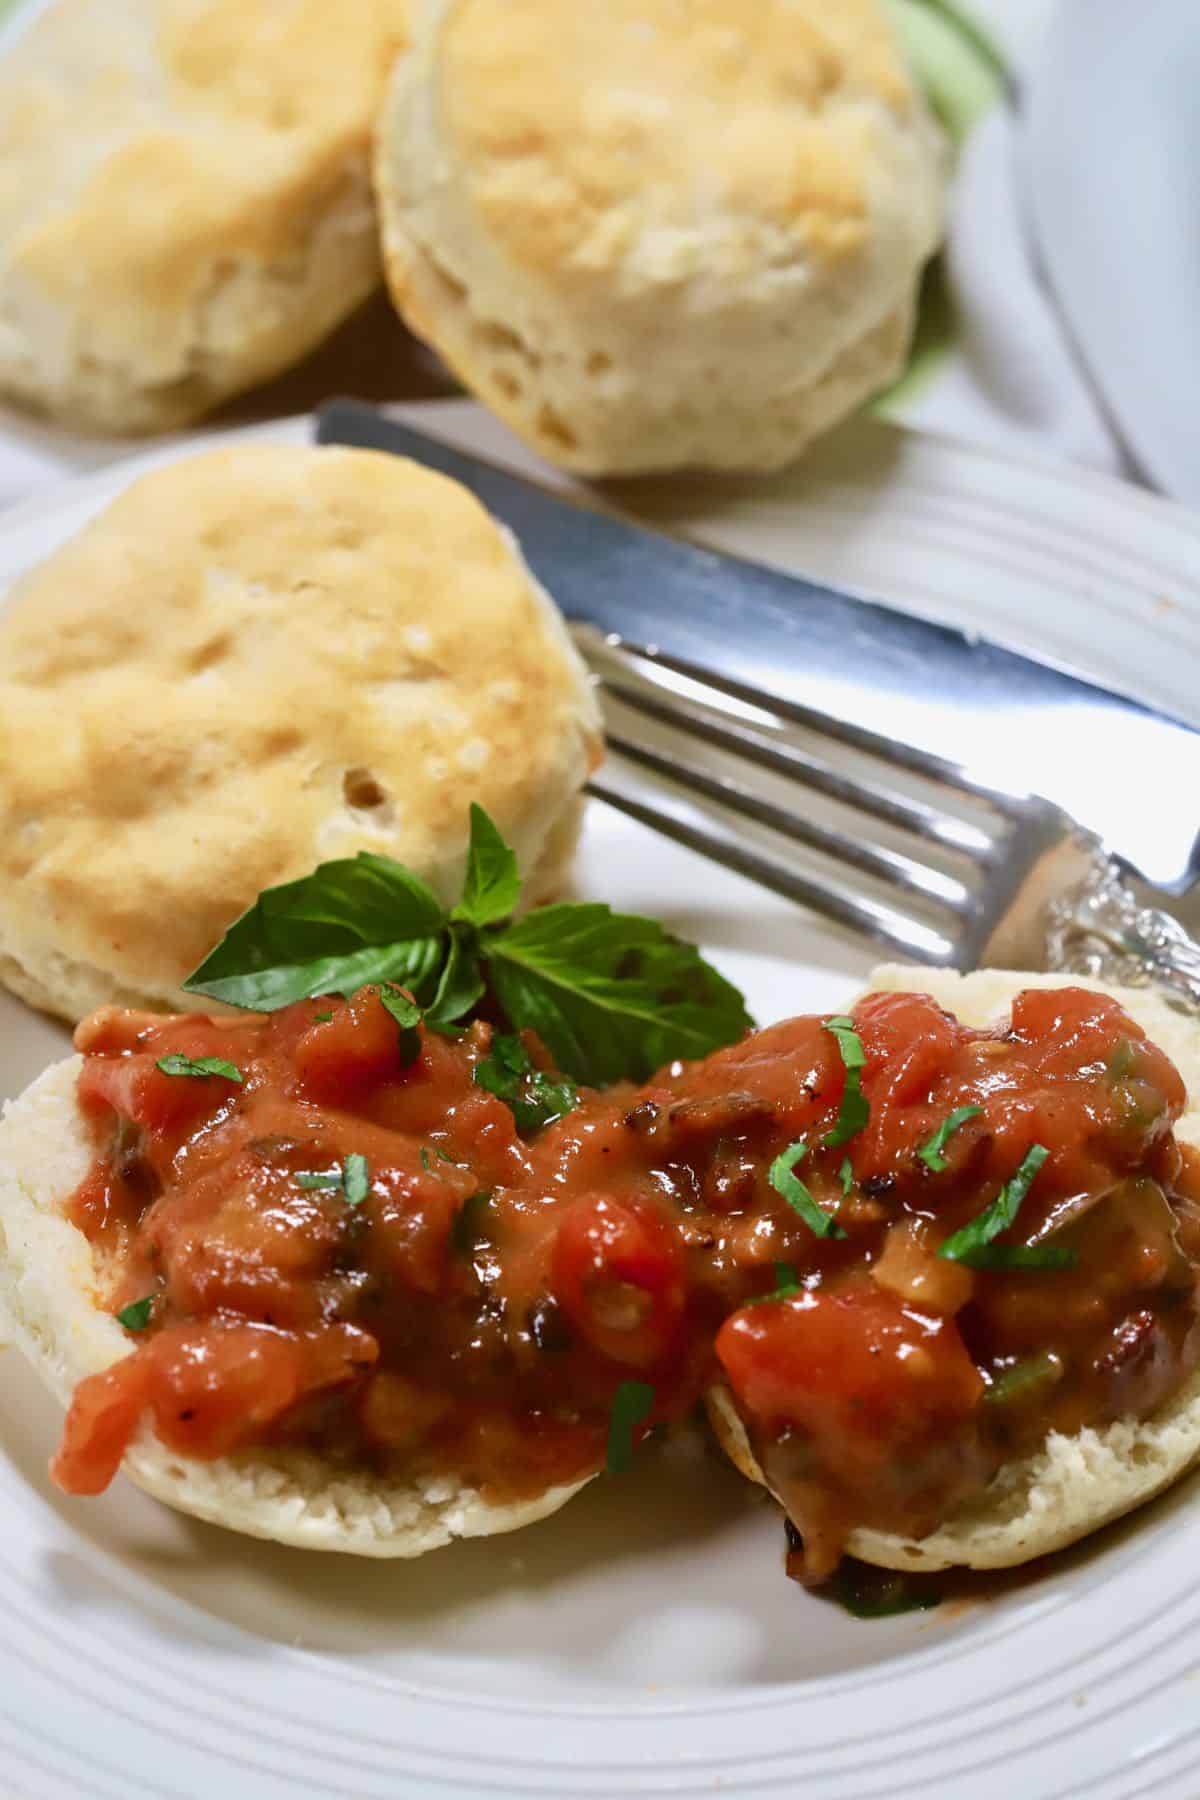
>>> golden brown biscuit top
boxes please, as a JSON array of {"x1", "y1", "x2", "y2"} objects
[
  {"x1": 0, "y1": 445, "x2": 600, "y2": 999},
  {"x1": 0, "y1": 0, "x2": 409, "y2": 335},
  {"x1": 436, "y1": 0, "x2": 915, "y2": 276}
]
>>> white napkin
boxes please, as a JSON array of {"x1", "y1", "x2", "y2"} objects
[{"x1": 885, "y1": 0, "x2": 1131, "y2": 481}]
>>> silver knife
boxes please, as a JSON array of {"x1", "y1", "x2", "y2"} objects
[{"x1": 316, "y1": 401, "x2": 1200, "y2": 894}]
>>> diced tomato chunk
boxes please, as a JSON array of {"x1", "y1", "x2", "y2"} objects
[
  {"x1": 552, "y1": 1194, "x2": 685, "y2": 1369},
  {"x1": 717, "y1": 1281, "x2": 984, "y2": 1452},
  {"x1": 51, "y1": 1322, "x2": 378, "y2": 1494},
  {"x1": 293, "y1": 988, "x2": 418, "y2": 1102}
]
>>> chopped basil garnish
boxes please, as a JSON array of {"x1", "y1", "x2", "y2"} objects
[
  {"x1": 155, "y1": 1054, "x2": 243, "y2": 1084},
  {"x1": 937, "y1": 1144, "x2": 1073, "y2": 1269},
  {"x1": 421, "y1": 1145, "x2": 459, "y2": 1173},
  {"x1": 182, "y1": 806, "x2": 753, "y2": 1084},
  {"x1": 451, "y1": 1190, "x2": 491, "y2": 1254},
  {"x1": 313, "y1": 1011, "x2": 333, "y2": 1023},
  {"x1": 379, "y1": 985, "x2": 423, "y2": 1063},
  {"x1": 116, "y1": 1294, "x2": 155, "y2": 1332},
  {"x1": 606, "y1": 1380, "x2": 655, "y2": 1475},
  {"x1": 297, "y1": 1157, "x2": 370, "y2": 1205},
  {"x1": 957, "y1": 1242, "x2": 1077, "y2": 1272},
  {"x1": 821, "y1": 1016, "x2": 869, "y2": 1148},
  {"x1": 743, "y1": 1262, "x2": 802, "y2": 1308},
  {"x1": 825, "y1": 1556, "x2": 944, "y2": 1618},
  {"x1": 986, "y1": 1352, "x2": 1064, "y2": 1408},
  {"x1": 917, "y1": 1103, "x2": 983, "y2": 1173},
  {"x1": 474, "y1": 1033, "x2": 579, "y2": 1133},
  {"x1": 343, "y1": 1153, "x2": 369, "y2": 1207},
  {"x1": 769, "y1": 1140, "x2": 847, "y2": 1240},
  {"x1": 1107, "y1": 1038, "x2": 1138, "y2": 1081},
  {"x1": 838, "y1": 1157, "x2": 854, "y2": 1198},
  {"x1": 379, "y1": 988, "x2": 421, "y2": 1029}
]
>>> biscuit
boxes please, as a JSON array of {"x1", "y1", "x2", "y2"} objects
[
  {"x1": 0, "y1": 444, "x2": 603, "y2": 1020},
  {"x1": 0, "y1": 0, "x2": 409, "y2": 433},
  {"x1": 374, "y1": 0, "x2": 945, "y2": 474},
  {"x1": 707, "y1": 967, "x2": 1200, "y2": 1573},
  {"x1": 0, "y1": 1055, "x2": 591, "y2": 1553}
]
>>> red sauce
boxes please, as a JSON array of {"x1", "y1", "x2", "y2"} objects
[{"x1": 55, "y1": 986, "x2": 1200, "y2": 1577}]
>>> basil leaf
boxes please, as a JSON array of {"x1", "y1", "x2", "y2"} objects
[
  {"x1": 821, "y1": 1016, "x2": 869, "y2": 1148},
  {"x1": 313, "y1": 1011, "x2": 333, "y2": 1024},
  {"x1": 425, "y1": 925, "x2": 485, "y2": 1031},
  {"x1": 606, "y1": 1380, "x2": 655, "y2": 1475},
  {"x1": 769, "y1": 1140, "x2": 847, "y2": 1240},
  {"x1": 342, "y1": 1153, "x2": 370, "y2": 1207},
  {"x1": 474, "y1": 1033, "x2": 578, "y2": 1133},
  {"x1": 116, "y1": 1295, "x2": 155, "y2": 1332},
  {"x1": 839, "y1": 1157, "x2": 854, "y2": 1198},
  {"x1": 937, "y1": 1144, "x2": 1051, "y2": 1266},
  {"x1": 297, "y1": 1171, "x2": 342, "y2": 1191},
  {"x1": 918, "y1": 1103, "x2": 983, "y2": 1173},
  {"x1": 183, "y1": 852, "x2": 448, "y2": 1010},
  {"x1": 485, "y1": 903, "x2": 752, "y2": 1085},
  {"x1": 453, "y1": 802, "x2": 521, "y2": 928},
  {"x1": 155, "y1": 1054, "x2": 243, "y2": 1084}
]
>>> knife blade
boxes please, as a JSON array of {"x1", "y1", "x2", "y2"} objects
[{"x1": 316, "y1": 401, "x2": 1200, "y2": 891}]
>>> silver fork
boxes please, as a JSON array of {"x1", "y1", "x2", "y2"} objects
[{"x1": 573, "y1": 623, "x2": 1200, "y2": 1012}]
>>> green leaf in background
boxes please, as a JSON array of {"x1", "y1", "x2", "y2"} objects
[
  {"x1": 183, "y1": 853, "x2": 448, "y2": 1010},
  {"x1": 884, "y1": 0, "x2": 1007, "y2": 147},
  {"x1": 872, "y1": 0, "x2": 1009, "y2": 419},
  {"x1": 453, "y1": 802, "x2": 521, "y2": 928},
  {"x1": 485, "y1": 903, "x2": 753, "y2": 1086}
]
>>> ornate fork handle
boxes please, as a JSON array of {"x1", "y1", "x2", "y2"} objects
[{"x1": 1047, "y1": 847, "x2": 1200, "y2": 1015}]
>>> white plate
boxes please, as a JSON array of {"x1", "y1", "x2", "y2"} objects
[
  {"x1": 1026, "y1": 0, "x2": 1200, "y2": 506},
  {"x1": 2, "y1": 407, "x2": 1200, "y2": 1800}
]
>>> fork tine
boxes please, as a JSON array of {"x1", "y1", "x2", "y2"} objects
[
  {"x1": 587, "y1": 776, "x2": 958, "y2": 966},
  {"x1": 608, "y1": 731, "x2": 971, "y2": 912},
  {"x1": 574, "y1": 622, "x2": 1018, "y2": 824},
  {"x1": 600, "y1": 672, "x2": 994, "y2": 861}
]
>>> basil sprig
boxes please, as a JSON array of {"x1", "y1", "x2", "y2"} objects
[
  {"x1": 183, "y1": 803, "x2": 752, "y2": 1085},
  {"x1": 937, "y1": 1144, "x2": 1075, "y2": 1270}
]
